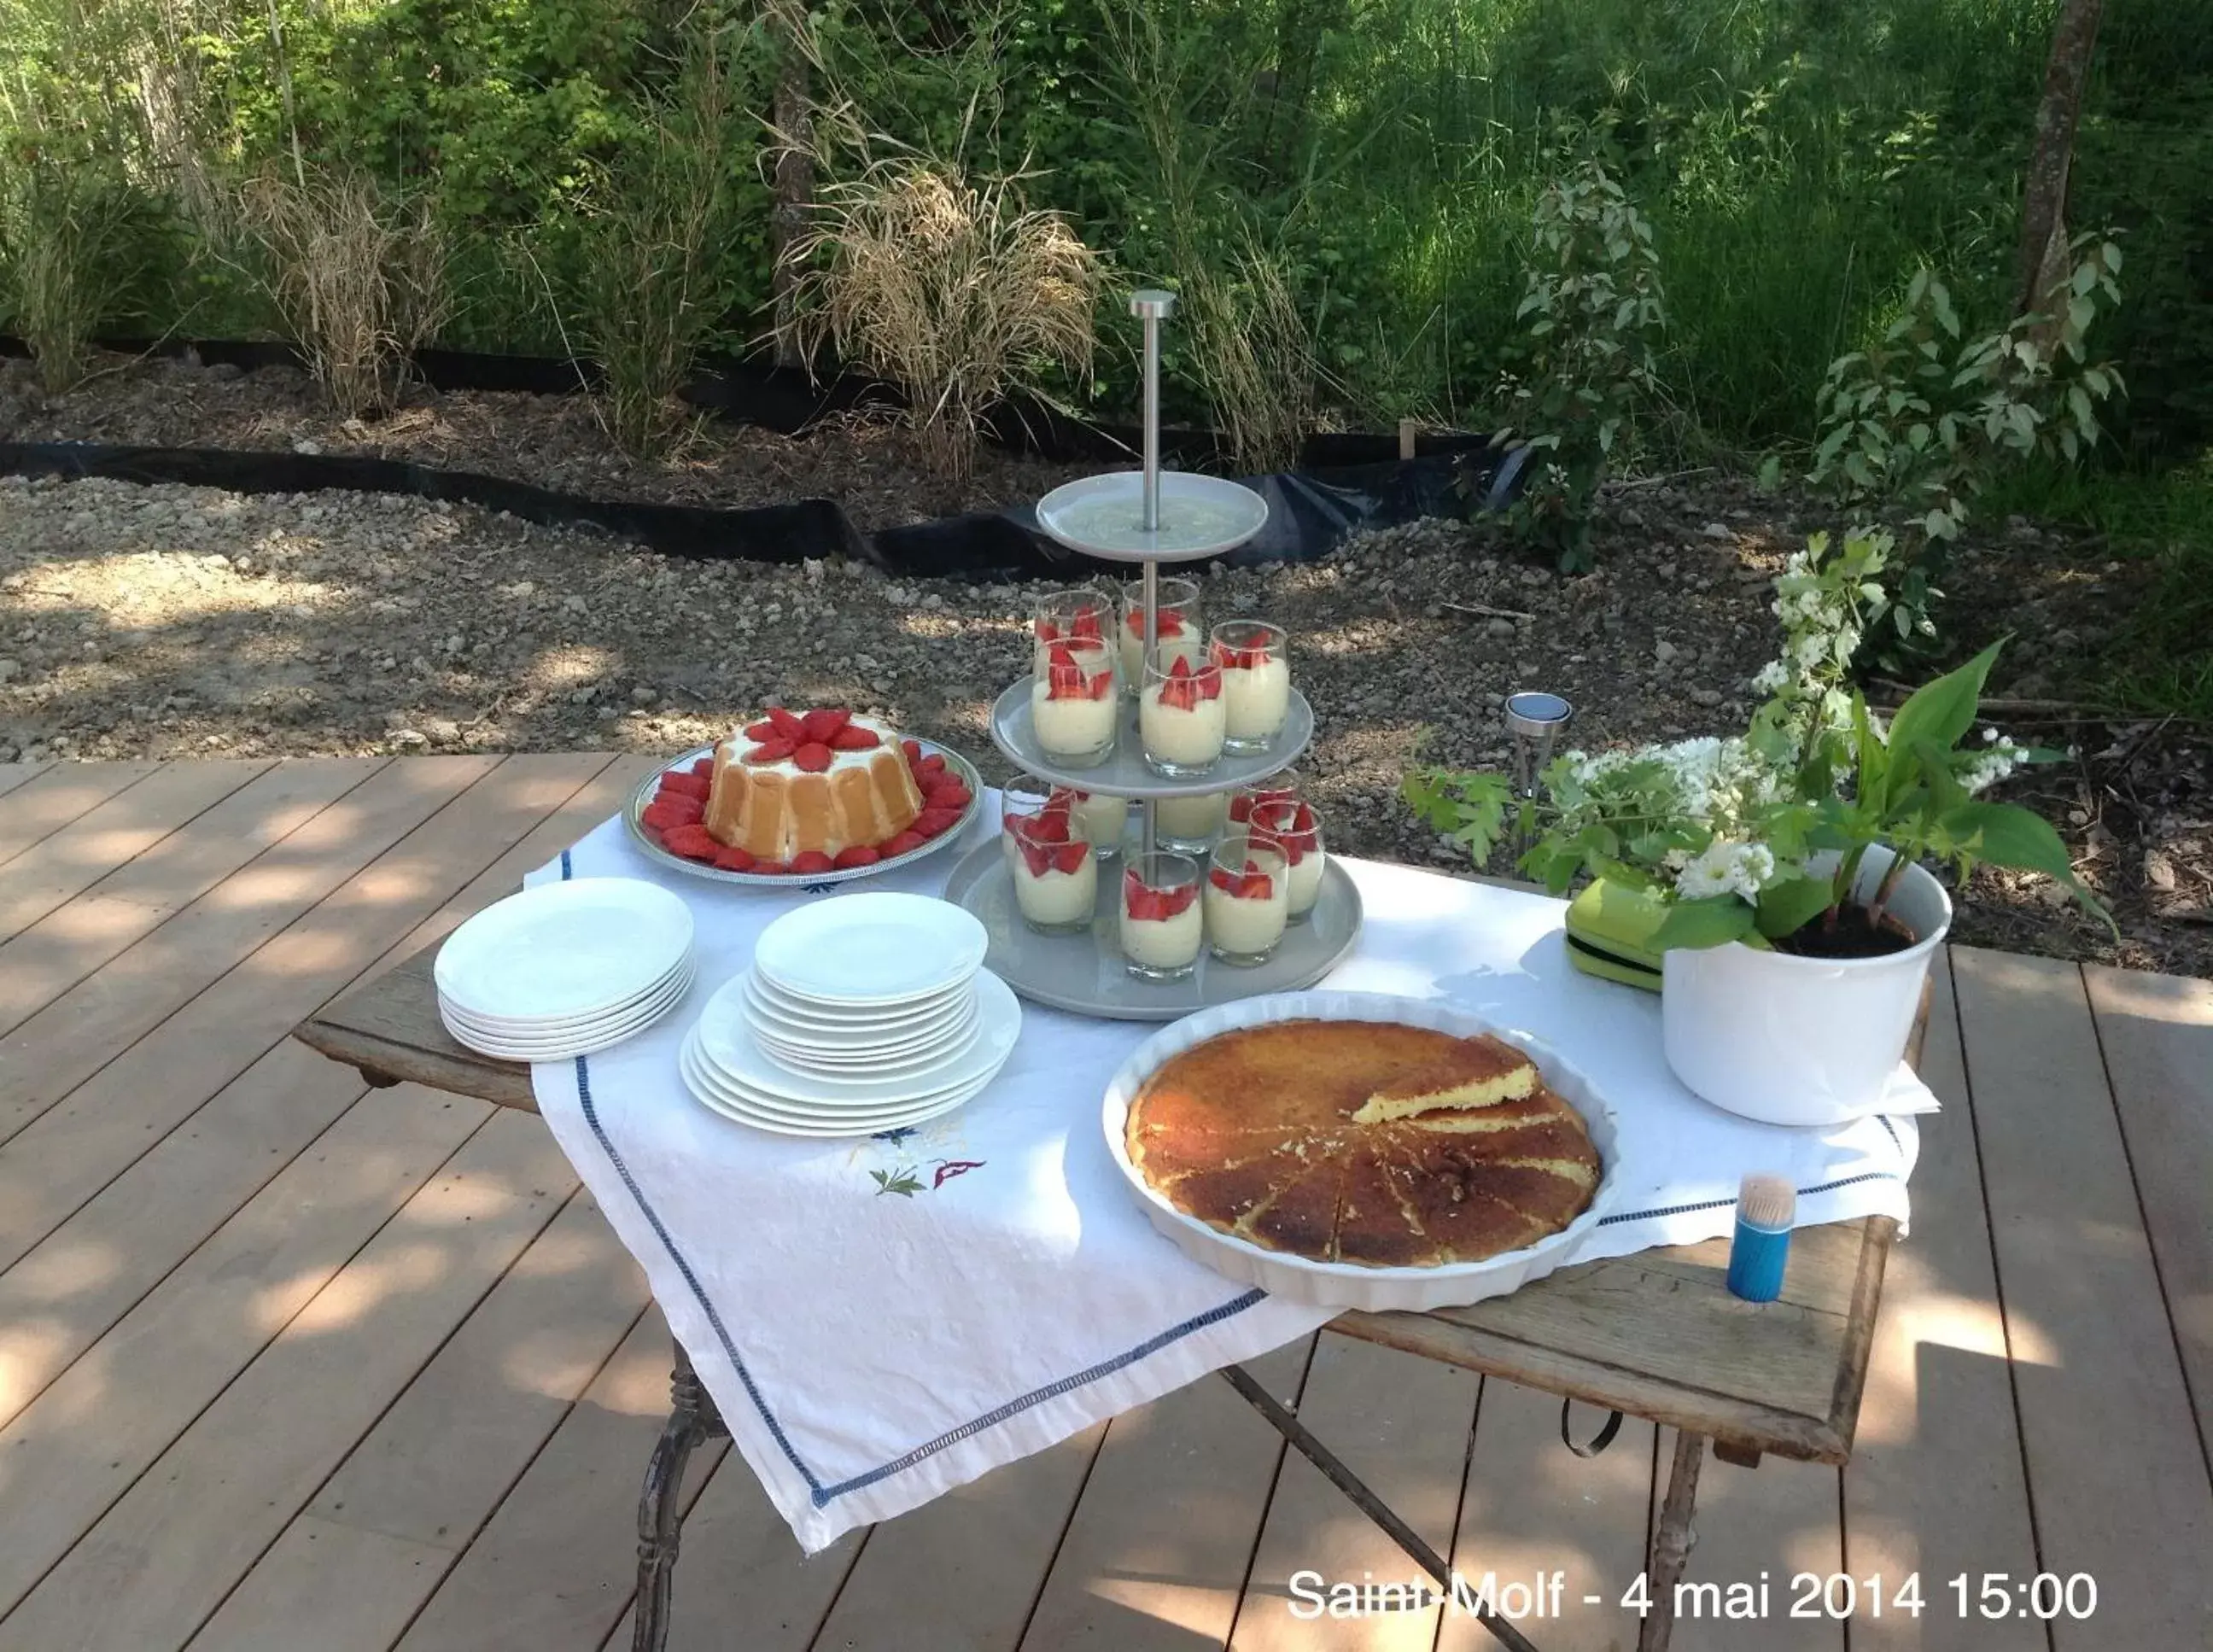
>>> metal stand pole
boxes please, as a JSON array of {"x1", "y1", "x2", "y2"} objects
[
  {"x1": 1130, "y1": 289, "x2": 1176, "y2": 863},
  {"x1": 1636, "y1": 1429, "x2": 1706, "y2": 1652}
]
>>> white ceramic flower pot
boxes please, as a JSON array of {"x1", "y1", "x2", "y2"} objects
[{"x1": 1661, "y1": 845, "x2": 1951, "y2": 1126}]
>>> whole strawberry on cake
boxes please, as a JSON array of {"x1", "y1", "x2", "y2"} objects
[{"x1": 637, "y1": 708, "x2": 973, "y2": 877}]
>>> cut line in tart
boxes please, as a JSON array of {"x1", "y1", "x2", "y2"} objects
[{"x1": 1124, "y1": 1019, "x2": 1602, "y2": 1270}]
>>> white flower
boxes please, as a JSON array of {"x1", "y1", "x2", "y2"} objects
[
  {"x1": 1750, "y1": 660, "x2": 1789, "y2": 694},
  {"x1": 1982, "y1": 727, "x2": 1999, "y2": 744},
  {"x1": 1674, "y1": 839, "x2": 1776, "y2": 902},
  {"x1": 1961, "y1": 739, "x2": 2025, "y2": 794}
]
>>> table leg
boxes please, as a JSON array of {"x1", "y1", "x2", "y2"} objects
[
  {"x1": 1635, "y1": 1429, "x2": 1707, "y2": 1652},
  {"x1": 632, "y1": 1339, "x2": 727, "y2": 1652}
]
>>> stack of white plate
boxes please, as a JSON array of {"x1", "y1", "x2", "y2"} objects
[
  {"x1": 679, "y1": 893, "x2": 1019, "y2": 1136},
  {"x1": 435, "y1": 878, "x2": 696, "y2": 1060}
]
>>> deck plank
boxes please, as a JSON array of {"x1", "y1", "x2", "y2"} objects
[
  {"x1": 0, "y1": 761, "x2": 51, "y2": 802},
  {"x1": 0, "y1": 754, "x2": 498, "y2": 1141},
  {"x1": 1019, "y1": 1339, "x2": 1317, "y2": 1651},
  {"x1": 1436, "y1": 1383, "x2": 1657, "y2": 1652},
  {"x1": 806, "y1": 1426, "x2": 1109, "y2": 1652},
  {"x1": 1229, "y1": 1331, "x2": 1480, "y2": 1652},
  {"x1": 0, "y1": 1083, "x2": 488, "y2": 1620},
  {"x1": 1843, "y1": 949, "x2": 2042, "y2": 1650},
  {"x1": 0, "y1": 757, "x2": 379, "y2": 1035},
  {"x1": 0, "y1": 761, "x2": 160, "y2": 867},
  {"x1": 397, "y1": 1308, "x2": 728, "y2": 1652},
  {"x1": 1952, "y1": 946, "x2": 2213, "y2": 1649},
  {"x1": 2083, "y1": 963, "x2": 2213, "y2": 1465},
  {"x1": 0, "y1": 757, "x2": 269, "y2": 943},
  {"x1": 1653, "y1": 1441, "x2": 1845, "y2": 1652},
  {"x1": 0, "y1": 1106, "x2": 575, "y2": 1652},
  {"x1": 190, "y1": 1190, "x2": 651, "y2": 1652},
  {"x1": 0, "y1": 753, "x2": 604, "y2": 1274}
]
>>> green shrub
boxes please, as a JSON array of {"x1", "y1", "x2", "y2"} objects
[{"x1": 0, "y1": 151, "x2": 163, "y2": 393}]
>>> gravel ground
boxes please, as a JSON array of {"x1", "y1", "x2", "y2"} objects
[{"x1": 3, "y1": 460, "x2": 2205, "y2": 977}]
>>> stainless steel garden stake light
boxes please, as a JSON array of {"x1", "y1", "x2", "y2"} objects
[{"x1": 1504, "y1": 690, "x2": 1573, "y2": 853}]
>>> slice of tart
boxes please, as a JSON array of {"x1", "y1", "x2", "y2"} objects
[{"x1": 1351, "y1": 1033, "x2": 1539, "y2": 1124}]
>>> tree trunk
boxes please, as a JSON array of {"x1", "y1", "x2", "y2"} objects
[
  {"x1": 2015, "y1": 0, "x2": 2104, "y2": 318},
  {"x1": 767, "y1": 2, "x2": 813, "y2": 370}
]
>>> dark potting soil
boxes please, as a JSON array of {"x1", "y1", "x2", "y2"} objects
[{"x1": 1772, "y1": 904, "x2": 1922, "y2": 960}]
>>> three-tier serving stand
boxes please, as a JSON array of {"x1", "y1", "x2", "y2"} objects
[{"x1": 942, "y1": 291, "x2": 1365, "y2": 1019}]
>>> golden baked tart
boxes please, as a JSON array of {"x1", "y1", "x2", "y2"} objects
[{"x1": 1124, "y1": 1019, "x2": 1601, "y2": 1269}]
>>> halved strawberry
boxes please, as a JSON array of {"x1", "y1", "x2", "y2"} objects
[
  {"x1": 829, "y1": 725, "x2": 881, "y2": 750},
  {"x1": 801, "y1": 707, "x2": 851, "y2": 744},
  {"x1": 881, "y1": 830, "x2": 926, "y2": 857},
  {"x1": 914, "y1": 806, "x2": 961, "y2": 838},
  {"x1": 713, "y1": 844, "x2": 757, "y2": 873},
  {"x1": 745, "y1": 738, "x2": 797, "y2": 763},
  {"x1": 662, "y1": 823, "x2": 719, "y2": 861},
  {"x1": 657, "y1": 771, "x2": 711, "y2": 801},
  {"x1": 791, "y1": 850, "x2": 835, "y2": 875},
  {"x1": 1015, "y1": 834, "x2": 1054, "y2": 879},
  {"x1": 743, "y1": 719, "x2": 780, "y2": 741},
  {"x1": 1071, "y1": 605, "x2": 1104, "y2": 639},
  {"x1": 1229, "y1": 785, "x2": 1296, "y2": 825},
  {"x1": 1125, "y1": 605, "x2": 1187, "y2": 641},
  {"x1": 767, "y1": 706, "x2": 806, "y2": 740},
  {"x1": 916, "y1": 754, "x2": 947, "y2": 779},
  {"x1": 1087, "y1": 668, "x2": 1115, "y2": 700},
  {"x1": 832, "y1": 845, "x2": 880, "y2": 869},
  {"x1": 753, "y1": 860, "x2": 791, "y2": 875},
  {"x1": 1048, "y1": 842, "x2": 1089, "y2": 875},
  {"x1": 1045, "y1": 661, "x2": 1087, "y2": 700},
  {"x1": 791, "y1": 742, "x2": 833, "y2": 773},
  {"x1": 1035, "y1": 618, "x2": 1062, "y2": 644},
  {"x1": 691, "y1": 756, "x2": 715, "y2": 778},
  {"x1": 901, "y1": 738, "x2": 924, "y2": 765},
  {"x1": 1156, "y1": 654, "x2": 1200, "y2": 713},
  {"x1": 925, "y1": 779, "x2": 972, "y2": 811},
  {"x1": 1125, "y1": 868, "x2": 1197, "y2": 920},
  {"x1": 1208, "y1": 865, "x2": 1238, "y2": 893},
  {"x1": 641, "y1": 797, "x2": 704, "y2": 831},
  {"x1": 1013, "y1": 808, "x2": 1071, "y2": 845}
]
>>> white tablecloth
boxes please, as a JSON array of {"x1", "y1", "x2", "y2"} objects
[{"x1": 524, "y1": 803, "x2": 1923, "y2": 1551}]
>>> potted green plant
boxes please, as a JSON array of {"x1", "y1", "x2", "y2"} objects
[{"x1": 1404, "y1": 528, "x2": 2111, "y2": 1125}]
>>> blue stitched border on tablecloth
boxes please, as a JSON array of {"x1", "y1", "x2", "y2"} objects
[{"x1": 558, "y1": 852, "x2": 1269, "y2": 1508}]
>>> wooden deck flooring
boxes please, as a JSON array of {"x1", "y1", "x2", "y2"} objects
[{"x1": 0, "y1": 755, "x2": 2204, "y2": 1652}]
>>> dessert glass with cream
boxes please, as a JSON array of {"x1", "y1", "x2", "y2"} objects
[
  {"x1": 1247, "y1": 797, "x2": 1326, "y2": 923},
  {"x1": 1153, "y1": 790, "x2": 1226, "y2": 855},
  {"x1": 1120, "y1": 851, "x2": 1204, "y2": 981},
  {"x1": 1118, "y1": 576, "x2": 1203, "y2": 692},
  {"x1": 1054, "y1": 786, "x2": 1129, "y2": 860},
  {"x1": 1139, "y1": 649, "x2": 1226, "y2": 777},
  {"x1": 1210, "y1": 621, "x2": 1290, "y2": 754},
  {"x1": 999, "y1": 777, "x2": 1061, "y2": 876},
  {"x1": 1030, "y1": 635, "x2": 1118, "y2": 768},
  {"x1": 1204, "y1": 833, "x2": 1289, "y2": 966},
  {"x1": 1007, "y1": 808, "x2": 1096, "y2": 935},
  {"x1": 1031, "y1": 588, "x2": 1115, "y2": 681},
  {"x1": 1228, "y1": 769, "x2": 1301, "y2": 829}
]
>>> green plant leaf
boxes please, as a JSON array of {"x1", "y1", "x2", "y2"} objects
[
  {"x1": 1884, "y1": 641, "x2": 2001, "y2": 788},
  {"x1": 1754, "y1": 873, "x2": 1836, "y2": 940},
  {"x1": 1940, "y1": 801, "x2": 2116, "y2": 934},
  {"x1": 1650, "y1": 896, "x2": 1758, "y2": 952}
]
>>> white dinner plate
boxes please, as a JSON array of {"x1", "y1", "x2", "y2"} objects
[
  {"x1": 752, "y1": 893, "x2": 987, "y2": 1006},
  {"x1": 441, "y1": 959, "x2": 695, "y2": 1038},
  {"x1": 443, "y1": 987, "x2": 686, "y2": 1060},
  {"x1": 751, "y1": 1014, "x2": 985, "y2": 1082},
  {"x1": 741, "y1": 975, "x2": 974, "y2": 1043},
  {"x1": 436, "y1": 878, "x2": 694, "y2": 1022},
  {"x1": 695, "y1": 969, "x2": 1020, "y2": 1107},
  {"x1": 679, "y1": 1035, "x2": 995, "y2": 1137}
]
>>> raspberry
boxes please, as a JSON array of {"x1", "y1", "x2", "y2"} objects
[
  {"x1": 791, "y1": 850, "x2": 835, "y2": 874},
  {"x1": 832, "y1": 845, "x2": 882, "y2": 869},
  {"x1": 829, "y1": 726, "x2": 881, "y2": 750},
  {"x1": 902, "y1": 738, "x2": 924, "y2": 766},
  {"x1": 713, "y1": 844, "x2": 757, "y2": 873},
  {"x1": 801, "y1": 708, "x2": 852, "y2": 744},
  {"x1": 662, "y1": 823, "x2": 719, "y2": 861},
  {"x1": 641, "y1": 797, "x2": 704, "y2": 832},
  {"x1": 657, "y1": 771, "x2": 710, "y2": 801},
  {"x1": 791, "y1": 742, "x2": 833, "y2": 773},
  {"x1": 916, "y1": 753, "x2": 947, "y2": 779},
  {"x1": 881, "y1": 830, "x2": 926, "y2": 857},
  {"x1": 745, "y1": 738, "x2": 797, "y2": 763},
  {"x1": 767, "y1": 707, "x2": 806, "y2": 740},
  {"x1": 914, "y1": 806, "x2": 961, "y2": 838}
]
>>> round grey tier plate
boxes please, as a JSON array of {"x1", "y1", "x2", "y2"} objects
[
  {"x1": 990, "y1": 677, "x2": 1311, "y2": 797},
  {"x1": 622, "y1": 737, "x2": 984, "y2": 889},
  {"x1": 941, "y1": 838, "x2": 1363, "y2": 1021},
  {"x1": 1033, "y1": 471, "x2": 1268, "y2": 563}
]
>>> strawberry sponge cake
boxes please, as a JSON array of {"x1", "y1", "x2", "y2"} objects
[{"x1": 637, "y1": 708, "x2": 972, "y2": 876}]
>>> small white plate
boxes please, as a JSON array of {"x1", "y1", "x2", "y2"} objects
[
  {"x1": 679, "y1": 1035, "x2": 995, "y2": 1137},
  {"x1": 752, "y1": 1014, "x2": 984, "y2": 1083},
  {"x1": 441, "y1": 960, "x2": 695, "y2": 1038},
  {"x1": 695, "y1": 969, "x2": 1019, "y2": 1107},
  {"x1": 436, "y1": 879, "x2": 694, "y2": 1022},
  {"x1": 742, "y1": 975, "x2": 974, "y2": 1043},
  {"x1": 443, "y1": 984, "x2": 687, "y2": 1060},
  {"x1": 753, "y1": 893, "x2": 987, "y2": 1006}
]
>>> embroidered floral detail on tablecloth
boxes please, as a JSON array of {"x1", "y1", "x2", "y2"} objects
[{"x1": 861, "y1": 1126, "x2": 985, "y2": 1196}]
